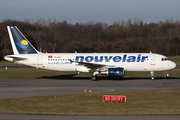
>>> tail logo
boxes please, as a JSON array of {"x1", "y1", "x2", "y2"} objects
[{"x1": 16, "y1": 40, "x2": 29, "y2": 48}]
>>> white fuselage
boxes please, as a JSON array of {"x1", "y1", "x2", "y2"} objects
[{"x1": 5, "y1": 53, "x2": 176, "y2": 72}]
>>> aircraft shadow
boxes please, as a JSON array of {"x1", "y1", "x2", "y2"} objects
[
  {"x1": 37, "y1": 74, "x2": 177, "y2": 81},
  {"x1": 38, "y1": 74, "x2": 94, "y2": 80}
]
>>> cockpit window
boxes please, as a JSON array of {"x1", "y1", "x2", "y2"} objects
[{"x1": 161, "y1": 58, "x2": 169, "y2": 61}]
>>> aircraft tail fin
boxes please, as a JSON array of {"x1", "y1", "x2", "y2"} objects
[{"x1": 7, "y1": 26, "x2": 39, "y2": 54}]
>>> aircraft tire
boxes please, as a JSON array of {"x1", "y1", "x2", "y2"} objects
[{"x1": 92, "y1": 76, "x2": 97, "y2": 81}]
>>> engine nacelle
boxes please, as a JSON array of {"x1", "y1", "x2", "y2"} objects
[{"x1": 108, "y1": 68, "x2": 124, "y2": 78}]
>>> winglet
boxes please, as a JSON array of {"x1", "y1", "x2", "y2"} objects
[{"x1": 7, "y1": 26, "x2": 39, "y2": 54}]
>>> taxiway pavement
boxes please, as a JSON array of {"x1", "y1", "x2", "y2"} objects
[
  {"x1": 0, "y1": 79, "x2": 180, "y2": 120},
  {"x1": 1, "y1": 79, "x2": 180, "y2": 99}
]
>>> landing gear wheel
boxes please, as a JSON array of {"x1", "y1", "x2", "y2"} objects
[
  {"x1": 92, "y1": 75, "x2": 98, "y2": 81},
  {"x1": 150, "y1": 71, "x2": 154, "y2": 80},
  {"x1": 92, "y1": 72, "x2": 99, "y2": 81}
]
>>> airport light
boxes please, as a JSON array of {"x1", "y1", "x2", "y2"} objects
[
  {"x1": 84, "y1": 90, "x2": 87, "y2": 96},
  {"x1": 89, "y1": 90, "x2": 92, "y2": 97}
]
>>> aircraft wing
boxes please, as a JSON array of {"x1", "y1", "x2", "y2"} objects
[
  {"x1": 70, "y1": 60, "x2": 116, "y2": 71},
  {"x1": 78, "y1": 61, "x2": 108, "y2": 69}
]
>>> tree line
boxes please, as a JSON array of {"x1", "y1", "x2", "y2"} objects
[{"x1": 0, "y1": 18, "x2": 180, "y2": 61}]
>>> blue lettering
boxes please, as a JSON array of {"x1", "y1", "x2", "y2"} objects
[
  {"x1": 104, "y1": 56, "x2": 113, "y2": 62},
  {"x1": 113, "y1": 56, "x2": 122, "y2": 62},
  {"x1": 75, "y1": 54, "x2": 148, "y2": 63},
  {"x1": 94, "y1": 56, "x2": 103, "y2": 62},
  {"x1": 75, "y1": 56, "x2": 84, "y2": 62},
  {"x1": 60, "y1": 62, "x2": 70, "y2": 65},
  {"x1": 122, "y1": 55, "x2": 127, "y2": 62},
  {"x1": 137, "y1": 54, "x2": 141, "y2": 62},
  {"x1": 85, "y1": 56, "x2": 93, "y2": 62},
  {"x1": 53, "y1": 62, "x2": 59, "y2": 64},
  {"x1": 127, "y1": 56, "x2": 136, "y2": 62},
  {"x1": 141, "y1": 56, "x2": 148, "y2": 62}
]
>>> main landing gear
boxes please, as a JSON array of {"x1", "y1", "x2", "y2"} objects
[
  {"x1": 150, "y1": 71, "x2": 154, "y2": 80},
  {"x1": 92, "y1": 72, "x2": 99, "y2": 81}
]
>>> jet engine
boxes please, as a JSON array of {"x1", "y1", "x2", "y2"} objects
[{"x1": 101, "y1": 68, "x2": 124, "y2": 78}]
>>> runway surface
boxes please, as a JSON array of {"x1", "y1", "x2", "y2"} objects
[{"x1": 0, "y1": 79, "x2": 180, "y2": 120}]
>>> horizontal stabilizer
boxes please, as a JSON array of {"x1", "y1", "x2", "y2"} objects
[{"x1": 5, "y1": 55, "x2": 27, "y2": 61}]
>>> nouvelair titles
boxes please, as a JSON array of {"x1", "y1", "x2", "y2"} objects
[{"x1": 75, "y1": 54, "x2": 148, "y2": 63}]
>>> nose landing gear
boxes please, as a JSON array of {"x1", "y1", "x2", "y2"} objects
[{"x1": 150, "y1": 71, "x2": 154, "y2": 80}]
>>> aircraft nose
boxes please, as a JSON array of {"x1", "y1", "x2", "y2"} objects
[{"x1": 171, "y1": 62, "x2": 176, "y2": 69}]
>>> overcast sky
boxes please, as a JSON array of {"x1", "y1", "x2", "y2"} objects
[{"x1": 0, "y1": 0, "x2": 180, "y2": 25}]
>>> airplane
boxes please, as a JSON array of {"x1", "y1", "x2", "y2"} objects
[{"x1": 4, "y1": 26, "x2": 176, "y2": 80}]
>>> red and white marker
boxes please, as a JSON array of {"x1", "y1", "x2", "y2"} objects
[{"x1": 103, "y1": 95, "x2": 126, "y2": 102}]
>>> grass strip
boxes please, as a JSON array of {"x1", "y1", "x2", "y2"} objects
[
  {"x1": 0, "y1": 61, "x2": 20, "y2": 66},
  {"x1": 0, "y1": 85, "x2": 10, "y2": 87},
  {"x1": 0, "y1": 89, "x2": 180, "y2": 115}
]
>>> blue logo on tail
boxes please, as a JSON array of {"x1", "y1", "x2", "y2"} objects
[{"x1": 16, "y1": 40, "x2": 29, "y2": 48}]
